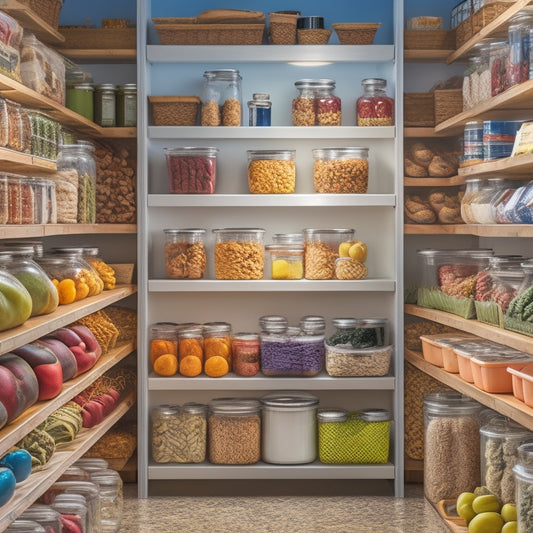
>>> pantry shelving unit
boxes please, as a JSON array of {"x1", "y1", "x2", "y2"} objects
[{"x1": 137, "y1": 0, "x2": 404, "y2": 498}]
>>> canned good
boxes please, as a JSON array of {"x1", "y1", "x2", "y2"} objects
[
  {"x1": 247, "y1": 150, "x2": 296, "y2": 193},
  {"x1": 164, "y1": 228, "x2": 207, "y2": 279}
]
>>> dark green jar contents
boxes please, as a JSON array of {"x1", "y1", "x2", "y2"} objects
[{"x1": 66, "y1": 83, "x2": 94, "y2": 121}]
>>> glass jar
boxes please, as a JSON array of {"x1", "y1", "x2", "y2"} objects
[
  {"x1": 491, "y1": 183, "x2": 522, "y2": 223},
  {"x1": 116, "y1": 83, "x2": 137, "y2": 127},
  {"x1": 178, "y1": 326, "x2": 204, "y2": 377},
  {"x1": 265, "y1": 243, "x2": 304, "y2": 280},
  {"x1": 207, "y1": 398, "x2": 261, "y2": 464},
  {"x1": 203, "y1": 322, "x2": 232, "y2": 377},
  {"x1": 0, "y1": 173, "x2": 7, "y2": 224},
  {"x1": 164, "y1": 147, "x2": 219, "y2": 194},
  {"x1": 481, "y1": 417, "x2": 533, "y2": 504},
  {"x1": 5, "y1": 520, "x2": 45, "y2": 532},
  {"x1": 315, "y1": 79, "x2": 341, "y2": 126},
  {"x1": 326, "y1": 317, "x2": 389, "y2": 348},
  {"x1": 151, "y1": 403, "x2": 207, "y2": 463},
  {"x1": 511, "y1": 179, "x2": 533, "y2": 223},
  {"x1": 50, "y1": 247, "x2": 104, "y2": 295},
  {"x1": 463, "y1": 51, "x2": 481, "y2": 110},
  {"x1": 248, "y1": 92, "x2": 271, "y2": 126},
  {"x1": 201, "y1": 69, "x2": 242, "y2": 127},
  {"x1": 50, "y1": 496, "x2": 88, "y2": 533},
  {"x1": 51, "y1": 480, "x2": 100, "y2": 533},
  {"x1": 292, "y1": 79, "x2": 317, "y2": 126},
  {"x1": 89, "y1": 469, "x2": 123, "y2": 533},
  {"x1": 150, "y1": 322, "x2": 178, "y2": 370},
  {"x1": 303, "y1": 228, "x2": 355, "y2": 279},
  {"x1": 19, "y1": 505, "x2": 62, "y2": 533},
  {"x1": 0, "y1": 240, "x2": 43, "y2": 259},
  {"x1": 56, "y1": 143, "x2": 96, "y2": 224},
  {"x1": 514, "y1": 442, "x2": 533, "y2": 532},
  {"x1": 465, "y1": 177, "x2": 508, "y2": 223},
  {"x1": 483, "y1": 120, "x2": 523, "y2": 161},
  {"x1": 0, "y1": 268, "x2": 32, "y2": 331},
  {"x1": 163, "y1": 228, "x2": 207, "y2": 279},
  {"x1": 260, "y1": 391, "x2": 319, "y2": 464},
  {"x1": 356, "y1": 78, "x2": 394, "y2": 126},
  {"x1": 508, "y1": 14, "x2": 532, "y2": 88},
  {"x1": 212, "y1": 228, "x2": 265, "y2": 280},
  {"x1": 74, "y1": 458, "x2": 109, "y2": 472},
  {"x1": 66, "y1": 83, "x2": 94, "y2": 121},
  {"x1": 58, "y1": 466, "x2": 91, "y2": 482},
  {"x1": 489, "y1": 40, "x2": 509, "y2": 97},
  {"x1": 231, "y1": 333, "x2": 260, "y2": 377},
  {"x1": 95, "y1": 84, "x2": 117, "y2": 127},
  {"x1": 0, "y1": 247, "x2": 59, "y2": 316},
  {"x1": 81, "y1": 247, "x2": 116, "y2": 290},
  {"x1": 463, "y1": 121, "x2": 484, "y2": 166},
  {"x1": 312, "y1": 147, "x2": 369, "y2": 194},
  {"x1": 423, "y1": 392, "x2": 482, "y2": 504},
  {"x1": 246, "y1": 149, "x2": 296, "y2": 194}
]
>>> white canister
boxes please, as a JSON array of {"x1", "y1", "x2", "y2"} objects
[{"x1": 260, "y1": 391, "x2": 319, "y2": 464}]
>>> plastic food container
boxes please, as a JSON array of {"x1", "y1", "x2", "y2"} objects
[
  {"x1": 419, "y1": 333, "x2": 477, "y2": 369},
  {"x1": 508, "y1": 364, "x2": 533, "y2": 405},
  {"x1": 260, "y1": 391, "x2": 319, "y2": 464},
  {"x1": 470, "y1": 352, "x2": 533, "y2": 393},
  {"x1": 303, "y1": 228, "x2": 355, "y2": 280},
  {"x1": 438, "y1": 335, "x2": 479, "y2": 373},
  {"x1": 462, "y1": 177, "x2": 508, "y2": 223},
  {"x1": 164, "y1": 228, "x2": 207, "y2": 279},
  {"x1": 312, "y1": 147, "x2": 369, "y2": 194},
  {"x1": 265, "y1": 243, "x2": 304, "y2": 280},
  {"x1": 20, "y1": 505, "x2": 62, "y2": 533},
  {"x1": 246, "y1": 150, "x2": 296, "y2": 194},
  {"x1": 318, "y1": 408, "x2": 392, "y2": 464},
  {"x1": 231, "y1": 332, "x2": 260, "y2": 377},
  {"x1": 212, "y1": 228, "x2": 265, "y2": 280},
  {"x1": 325, "y1": 343, "x2": 392, "y2": 377},
  {"x1": 327, "y1": 317, "x2": 389, "y2": 347},
  {"x1": 51, "y1": 496, "x2": 88, "y2": 533},
  {"x1": 164, "y1": 147, "x2": 219, "y2": 194},
  {"x1": 453, "y1": 340, "x2": 506, "y2": 383}
]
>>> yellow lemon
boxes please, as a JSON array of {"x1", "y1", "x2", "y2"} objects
[
  {"x1": 338, "y1": 241, "x2": 354, "y2": 257},
  {"x1": 502, "y1": 520, "x2": 517, "y2": 533},
  {"x1": 288, "y1": 260, "x2": 303, "y2": 279},
  {"x1": 272, "y1": 259, "x2": 289, "y2": 279},
  {"x1": 467, "y1": 512, "x2": 503, "y2": 533},
  {"x1": 501, "y1": 504, "x2": 517, "y2": 523},
  {"x1": 472, "y1": 494, "x2": 500, "y2": 515},
  {"x1": 348, "y1": 241, "x2": 367, "y2": 262}
]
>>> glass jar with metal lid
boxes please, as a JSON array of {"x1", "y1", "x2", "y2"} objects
[
  {"x1": 246, "y1": 149, "x2": 296, "y2": 194},
  {"x1": 5, "y1": 519, "x2": 46, "y2": 532},
  {"x1": 95, "y1": 83, "x2": 117, "y2": 127},
  {"x1": 356, "y1": 78, "x2": 394, "y2": 126},
  {"x1": 116, "y1": 83, "x2": 137, "y2": 127},
  {"x1": 201, "y1": 69, "x2": 242, "y2": 126},
  {"x1": 0, "y1": 240, "x2": 43, "y2": 258},
  {"x1": 303, "y1": 228, "x2": 355, "y2": 279},
  {"x1": 20, "y1": 505, "x2": 62, "y2": 533},
  {"x1": 265, "y1": 242, "x2": 304, "y2": 280},
  {"x1": 80, "y1": 247, "x2": 116, "y2": 290},
  {"x1": 207, "y1": 398, "x2": 261, "y2": 464},
  {"x1": 203, "y1": 322, "x2": 232, "y2": 377},
  {"x1": 315, "y1": 79, "x2": 341, "y2": 126},
  {"x1": 248, "y1": 92, "x2": 271, "y2": 126},
  {"x1": 231, "y1": 332, "x2": 260, "y2": 377},
  {"x1": 89, "y1": 469, "x2": 123, "y2": 533},
  {"x1": 50, "y1": 247, "x2": 104, "y2": 295},
  {"x1": 178, "y1": 326, "x2": 204, "y2": 377},
  {"x1": 327, "y1": 317, "x2": 389, "y2": 348},
  {"x1": 66, "y1": 82, "x2": 94, "y2": 120},
  {"x1": 150, "y1": 323, "x2": 178, "y2": 369},
  {"x1": 292, "y1": 79, "x2": 318, "y2": 126},
  {"x1": 164, "y1": 228, "x2": 207, "y2": 279},
  {"x1": 260, "y1": 391, "x2": 319, "y2": 464}
]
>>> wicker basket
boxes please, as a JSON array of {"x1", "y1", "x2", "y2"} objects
[
  {"x1": 297, "y1": 29, "x2": 332, "y2": 45},
  {"x1": 472, "y1": 1, "x2": 515, "y2": 34},
  {"x1": 153, "y1": 19, "x2": 265, "y2": 45},
  {"x1": 149, "y1": 96, "x2": 200, "y2": 126},
  {"x1": 102, "y1": 18, "x2": 130, "y2": 29},
  {"x1": 455, "y1": 16, "x2": 473, "y2": 48},
  {"x1": 404, "y1": 29, "x2": 455, "y2": 50},
  {"x1": 268, "y1": 12, "x2": 298, "y2": 45},
  {"x1": 58, "y1": 27, "x2": 136, "y2": 49},
  {"x1": 404, "y1": 93, "x2": 435, "y2": 127},
  {"x1": 108, "y1": 263, "x2": 135, "y2": 285},
  {"x1": 332, "y1": 23, "x2": 381, "y2": 45},
  {"x1": 434, "y1": 89, "x2": 463, "y2": 125},
  {"x1": 18, "y1": 0, "x2": 62, "y2": 29}
]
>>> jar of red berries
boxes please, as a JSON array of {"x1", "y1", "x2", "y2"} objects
[{"x1": 356, "y1": 78, "x2": 394, "y2": 126}]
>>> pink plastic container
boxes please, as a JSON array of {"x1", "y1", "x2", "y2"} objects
[
  {"x1": 470, "y1": 353, "x2": 533, "y2": 393},
  {"x1": 508, "y1": 364, "x2": 533, "y2": 406}
]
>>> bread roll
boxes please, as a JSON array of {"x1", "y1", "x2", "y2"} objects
[
  {"x1": 411, "y1": 142, "x2": 434, "y2": 167},
  {"x1": 428, "y1": 155, "x2": 456, "y2": 177},
  {"x1": 405, "y1": 157, "x2": 428, "y2": 177}
]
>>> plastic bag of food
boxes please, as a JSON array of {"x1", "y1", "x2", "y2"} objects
[{"x1": 0, "y1": 11, "x2": 22, "y2": 82}]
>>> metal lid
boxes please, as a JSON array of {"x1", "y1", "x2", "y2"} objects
[
  {"x1": 331, "y1": 317, "x2": 387, "y2": 329},
  {"x1": 181, "y1": 402, "x2": 208, "y2": 415},
  {"x1": 361, "y1": 78, "x2": 387, "y2": 87},
  {"x1": 296, "y1": 16, "x2": 324, "y2": 29},
  {"x1": 118, "y1": 83, "x2": 137, "y2": 91},
  {"x1": 178, "y1": 326, "x2": 203, "y2": 338},
  {"x1": 95, "y1": 83, "x2": 116, "y2": 91},
  {"x1": 260, "y1": 391, "x2": 319, "y2": 408},
  {"x1": 359, "y1": 408, "x2": 392, "y2": 422},
  {"x1": 151, "y1": 404, "x2": 179, "y2": 416},
  {"x1": 317, "y1": 408, "x2": 348, "y2": 422},
  {"x1": 51, "y1": 247, "x2": 85, "y2": 256},
  {"x1": 251, "y1": 92, "x2": 270, "y2": 101},
  {"x1": 312, "y1": 147, "x2": 369, "y2": 159},
  {"x1": 259, "y1": 315, "x2": 288, "y2": 333},
  {"x1": 299, "y1": 315, "x2": 326, "y2": 334},
  {"x1": 82, "y1": 247, "x2": 100, "y2": 256},
  {"x1": 68, "y1": 83, "x2": 94, "y2": 91},
  {"x1": 265, "y1": 243, "x2": 305, "y2": 253},
  {"x1": 212, "y1": 227, "x2": 266, "y2": 234},
  {"x1": 164, "y1": 228, "x2": 206, "y2": 235},
  {"x1": 204, "y1": 69, "x2": 241, "y2": 81},
  {"x1": 208, "y1": 398, "x2": 261, "y2": 414},
  {"x1": 303, "y1": 228, "x2": 355, "y2": 236}
]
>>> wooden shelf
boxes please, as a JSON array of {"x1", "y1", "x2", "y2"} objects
[
  {"x1": 404, "y1": 224, "x2": 533, "y2": 237},
  {"x1": 403, "y1": 127, "x2": 453, "y2": 138},
  {"x1": 0, "y1": 0, "x2": 65, "y2": 44},
  {"x1": 459, "y1": 152, "x2": 533, "y2": 178},
  {"x1": 0, "y1": 148, "x2": 56, "y2": 174},
  {"x1": 0, "y1": 342, "x2": 136, "y2": 457},
  {"x1": 404, "y1": 49, "x2": 454, "y2": 63},
  {"x1": 404, "y1": 175, "x2": 465, "y2": 187},
  {"x1": 0, "y1": 389, "x2": 136, "y2": 530},
  {"x1": 0, "y1": 284, "x2": 137, "y2": 354},
  {"x1": 406, "y1": 348, "x2": 533, "y2": 433},
  {"x1": 0, "y1": 224, "x2": 137, "y2": 239},
  {"x1": 59, "y1": 49, "x2": 137, "y2": 63}
]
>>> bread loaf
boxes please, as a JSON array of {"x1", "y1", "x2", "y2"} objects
[
  {"x1": 411, "y1": 142, "x2": 434, "y2": 167},
  {"x1": 428, "y1": 155, "x2": 456, "y2": 177},
  {"x1": 405, "y1": 194, "x2": 437, "y2": 224},
  {"x1": 405, "y1": 157, "x2": 428, "y2": 177},
  {"x1": 197, "y1": 9, "x2": 265, "y2": 24}
]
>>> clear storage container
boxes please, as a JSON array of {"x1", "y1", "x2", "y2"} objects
[
  {"x1": 231, "y1": 332, "x2": 260, "y2": 377},
  {"x1": 150, "y1": 322, "x2": 178, "y2": 370},
  {"x1": 423, "y1": 393, "x2": 482, "y2": 504},
  {"x1": 505, "y1": 259, "x2": 533, "y2": 336},
  {"x1": 50, "y1": 496, "x2": 88, "y2": 533},
  {"x1": 421, "y1": 334, "x2": 478, "y2": 373},
  {"x1": 0, "y1": 173, "x2": 7, "y2": 224},
  {"x1": 507, "y1": 14, "x2": 532, "y2": 88},
  {"x1": 203, "y1": 322, "x2": 232, "y2": 377},
  {"x1": 116, "y1": 83, "x2": 137, "y2": 127},
  {"x1": 178, "y1": 326, "x2": 204, "y2": 377},
  {"x1": 462, "y1": 177, "x2": 508, "y2": 223},
  {"x1": 260, "y1": 391, "x2": 319, "y2": 464},
  {"x1": 489, "y1": 40, "x2": 509, "y2": 96},
  {"x1": 201, "y1": 69, "x2": 242, "y2": 126},
  {"x1": 212, "y1": 228, "x2": 265, "y2": 280},
  {"x1": 20, "y1": 505, "x2": 62, "y2": 533},
  {"x1": 312, "y1": 147, "x2": 369, "y2": 194},
  {"x1": 246, "y1": 150, "x2": 296, "y2": 194},
  {"x1": 89, "y1": 469, "x2": 123, "y2": 533},
  {"x1": 315, "y1": 79, "x2": 341, "y2": 126},
  {"x1": 164, "y1": 147, "x2": 219, "y2": 194},
  {"x1": 5, "y1": 520, "x2": 45, "y2": 532},
  {"x1": 163, "y1": 228, "x2": 207, "y2": 279},
  {"x1": 303, "y1": 228, "x2": 355, "y2": 280},
  {"x1": 492, "y1": 183, "x2": 523, "y2": 223},
  {"x1": 265, "y1": 243, "x2": 304, "y2": 280},
  {"x1": 356, "y1": 78, "x2": 394, "y2": 126},
  {"x1": 0, "y1": 268, "x2": 32, "y2": 331},
  {"x1": 207, "y1": 398, "x2": 261, "y2": 464},
  {"x1": 292, "y1": 79, "x2": 317, "y2": 126}
]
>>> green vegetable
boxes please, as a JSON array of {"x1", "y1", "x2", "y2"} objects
[
  {"x1": 513, "y1": 286, "x2": 533, "y2": 319},
  {"x1": 39, "y1": 402, "x2": 83, "y2": 444},
  {"x1": 327, "y1": 328, "x2": 379, "y2": 349},
  {"x1": 14, "y1": 428, "x2": 55, "y2": 471},
  {"x1": 0, "y1": 270, "x2": 32, "y2": 332},
  {"x1": 14, "y1": 270, "x2": 58, "y2": 317}
]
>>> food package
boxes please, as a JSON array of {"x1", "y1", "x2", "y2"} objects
[
  {"x1": 20, "y1": 32, "x2": 65, "y2": 105},
  {"x1": 0, "y1": 11, "x2": 23, "y2": 82}
]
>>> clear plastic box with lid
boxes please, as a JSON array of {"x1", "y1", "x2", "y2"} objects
[
  {"x1": 246, "y1": 149, "x2": 296, "y2": 194},
  {"x1": 201, "y1": 69, "x2": 242, "y2": 126},
  {"x1": 163, "y1": 228, "x2": 207, "y2": 279}
]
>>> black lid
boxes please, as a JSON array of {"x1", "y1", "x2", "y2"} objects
[{"x1": 297, "y1": 16, "x2": 325, "y2": 29}]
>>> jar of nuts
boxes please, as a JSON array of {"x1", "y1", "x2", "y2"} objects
[
  {"x1": 312, "y1": 147, "x2": 369, "y2": 194},
  {"x1": 164, "y1": 228, "x2": 207, "y2": 279},
  {"x1": 292, "y1": 79, "x2": 317, "y2": 126},
  {"x1": 315, "y1": 79, "x2": 341, "y2": 126},
  {"x1": 356, "y1": 78, "x2": 394, "y2": 126},
  {"x1": 246, "y1": 150, "x2": 296, "y2": 194},
  {"x1": 201, "y1": 69, "x2": 242, "y2": 127}
]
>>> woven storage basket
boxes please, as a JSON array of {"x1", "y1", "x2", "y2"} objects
[
  {"x1": 472, "y1": 1, "x2": 515, "y2": 34},
  {"x1": 108, "y1": 263, "x2": 135, "y2": 285},
  {"x1": 58, "y1": 27, "x2": 136, "y2": 49},
  {"x1": 268, "y1": 12, "x2": 298, "y2": 44},
  {"x1": 149, "y1": 96, "x2": 200, "y2": 126},
  {"x1": 332, "y1": 23, "x2": 381, "y2": 45},
  {"x1": 404, "y1": 29, "x2": 455, "y2": 50},
  {"x1": 18, "y1": 0, "x2": 62, "y2": 29},
  {"x1": 153, "y1": 19, "x2": 265, "y2": 45},
  {"x1": 434, "y1": 89, "x2": 463, "y2": 125},
  {"x1": 455, "y1": 16, "x2": 473, "y2": 48},
  {"x1": 102, "y1": 18, "x2": 129, "y2": 29},
  {"x1": 404, "y1": 93, "x2": 435, "y2": 127},
  {"x1": 297, "y1": 29, "x2": 332, "y2": 45}
]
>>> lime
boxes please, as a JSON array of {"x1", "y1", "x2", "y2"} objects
[{"x1": 501, "y1": 504, "x2": 517, "y2": 523}]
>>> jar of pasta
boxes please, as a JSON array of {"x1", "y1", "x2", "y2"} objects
[
  {"x1": 164, "y1": 228, "x2": 207, "y2": 279},
  {"x1": 246, "y1": 150, "x2": 296, "y2": 194},
  {"x1": 203, "y1": 322, "x2": 232, "y2": 377}
]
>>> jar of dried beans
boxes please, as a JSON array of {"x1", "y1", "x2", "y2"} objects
[
  {"x1": 315, "y1": 79, "x2": 341, "y2": 126},
  {"x1": 356, "y1": 78, "x2": 394, "y2": 126},
  {"x1": 292, "y1": 79, "x2": 317, "y2": 126},
  {"x1": 164, "y1": 147, "x2": 219, "y2": 194},
  {"x1": 202, "y1": 322, "x2": 232, "y2": 377},
  {"x1": 231, "y1": 332, "x2": 260, "y2": 377},
  {"x1": 423, "y1": 392, "x2": 482, "y2": 504},
  {"x1": 201, "y1": 69, "x2": 242, "y2": 127},
  {"x1": 164, "y1": 228, "x2": 206, "y2": 279}
]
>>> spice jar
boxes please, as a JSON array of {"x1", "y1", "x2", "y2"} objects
[
  {"x1": 95, "y1": 84, "x2": 117, "y2": 127},
  {"x1": 265, "y1": 243, "x2": 304, "y2": 280},
  {"x1": 163, "y1": 228, "x2": 207, "y2": 279},
  {"x1": 423, "y1": 392, "x2": 482, "y2": 504},
  {"x1": 201, "y1": 69, "x2": 242, "y2": 126},
  {"x1": 315, "y1": 79, "x2": 341, "y2": 126},
  {"x1": 248, "y1": 92, "x2": 271, "y2": 126},
  {"x1": 207, "y1": 398, "x2": 261, "y2": 464},
  {"x1": 231, "y1": 332, "x2": 260, "y2": 377},
  {"x1": 260, "y1": 391, "x2": 319, "y2": 464},
  {"x1": 246, "y1": 149, "x2": 296, "y2": 194},
  {"x1": 303, "y1": 228, "x2": 355, "y2": 279},
  {"x1": 178, "y1": 326, "x2": 204, "y2": 377},
  {"x1": 66, "y1": 82, "x2": 94, "y2": 120},
  {"x1": 150, "y1": 322, "x2": 178, "y2": 371},
  {"x1": 312, "y1": 147, "x2": 369, "y2": 194},
  {"x1": 203, "y1": 322, "x2": 232, "y2": 377},
  {"x1": 116, "y1": 83, "x2": 137, "y2": 127},
  {"x1": 212, "y1": 228, "x2": 265, "y2": 280},
  {"x1": 292, "y1": 79, "x2": 317, "y2": 126},
  {"x1": 164, "y1": 147, "x2": 219, "y2": 194},
  {"x1": 356, "y1": 78, "x2": 394, "y2": 126},
  {"x1": 89, "y1": 469, "x2": 123, "y2": 533}
]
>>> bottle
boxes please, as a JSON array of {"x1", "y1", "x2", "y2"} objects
[
  {"x1": 248, "y1": 93, "x2": 271, "y2": 126},
  {"x1": 356, "y1": 78, "x2": 394, "y2": 126}
]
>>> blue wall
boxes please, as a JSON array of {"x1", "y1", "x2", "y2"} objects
[{"x1": 59, "y1": 0, "x2": 136, "y2": 26}]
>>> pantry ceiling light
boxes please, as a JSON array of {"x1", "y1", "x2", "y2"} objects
[{"x1": 288, "y1": 61, "x2": 333, "y2": 66}]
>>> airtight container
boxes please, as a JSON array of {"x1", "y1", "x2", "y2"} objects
[
  {"x1": 19, "y1": 506, "x2": 62, "y2": 533},
  {"x1": 265, "y1": 243, "x2": 304, "y2": 280},
  {"x1": 231, "y1": 332, "x2": 260, "y2": 377},
  {"x1": 246, "y1": 150, "x2": 296, "y2": 194},
  {"x1": 89, "y1": 469, "x2": 123, "y2": 533},
  {"x1": 163, "y1": 228, "x2": 207, "y2": 279},
  {"x1": 164, "y1": 147, "x2": 219, "y2": 194},
  {"x1": 504, "y1": 259, "x2": 533, "y2": 337},
  {"x1": 419, "y1": 333, "x2": 477, "y2": 369},
  {"x1": 5, "y1": 520, "x2": 45, "y2": 532},
  {"x1": 453, "y1": 340, "x2": 506, "y2": 383},
  {"x1": 508, "y1": 364, "x2": 533, "y2": 406}
]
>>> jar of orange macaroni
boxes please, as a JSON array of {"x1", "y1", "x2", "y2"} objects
[{"x1": 247, "y1": 150, "x2": 296, "y2": 194}]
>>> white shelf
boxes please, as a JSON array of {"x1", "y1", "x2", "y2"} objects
[
  {"x1": 149, "y1": 462, "x2": 395, "y2": 480},
  {"x1": 147, "y1": 44, "x2": 396, "y2": 64},
  {"x1": 148, "y1": 194, "x2": 397, "y2": 208},
  {"x1": 148, "y1": 279, "x2": 396, "y2": 292},
  {"x1": 148, "y1": 126, "x2": 396, "y2": 139},
  {"x1": 149, "y1": 372, "x2": 395, "y2": 390}
]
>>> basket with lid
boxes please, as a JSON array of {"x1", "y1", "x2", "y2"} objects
[{"x1": 164, "y1": 147, "x2": 219, "y2": 194}]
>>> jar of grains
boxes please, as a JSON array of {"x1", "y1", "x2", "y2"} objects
[
  {"x1": 260, "y1": 391, "x2": 319, "y2": 464},
  {"x1": 423, "y1": 392, "x2": 482, "y2": 504},
  {"x1": 292, "y1": 79, "x2": 317, "y2": 126},
  {"x1": 212, "y1": 228, "x2": 265, "y2": 280},
  {"x1": 163, "y1": 228, "x2": 207, "y2": 279},
  {"x1": 513, "y1": 443, "x2": 533, "y2": 533},
  {"x1": 203, "y1": 322, "x2": 232, "y2": 377},
  {"x1": 231, "y1": 332, "x2": 260, "y2": 377},
  {"x1": 312, "y1": 147, "x2": 369, "y2": 193},
  {"x1": 178, "y1": 326, "x2": 204, "y2": 377},
  {"x1": 303, "y1": 228, "x2": 355, "y2": 279},
  {"x1": 207, "y1": 398, "x2": 261, "y2": 464},
  {"x1": 356, "y1": 78, "x2": 394, "y2": 126},
  {"x1": 246, "y1": 149, "x2": 296, "y2": 193},
  {"x1": 150, "y1": 322, "x2": 179, "y2": 368},
  {"x1": 201, "y1": 69, "x2": 242, "y2": 127},
  {"x1": 315, "y1": 79, "x2": 341, "y2": 126}
]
